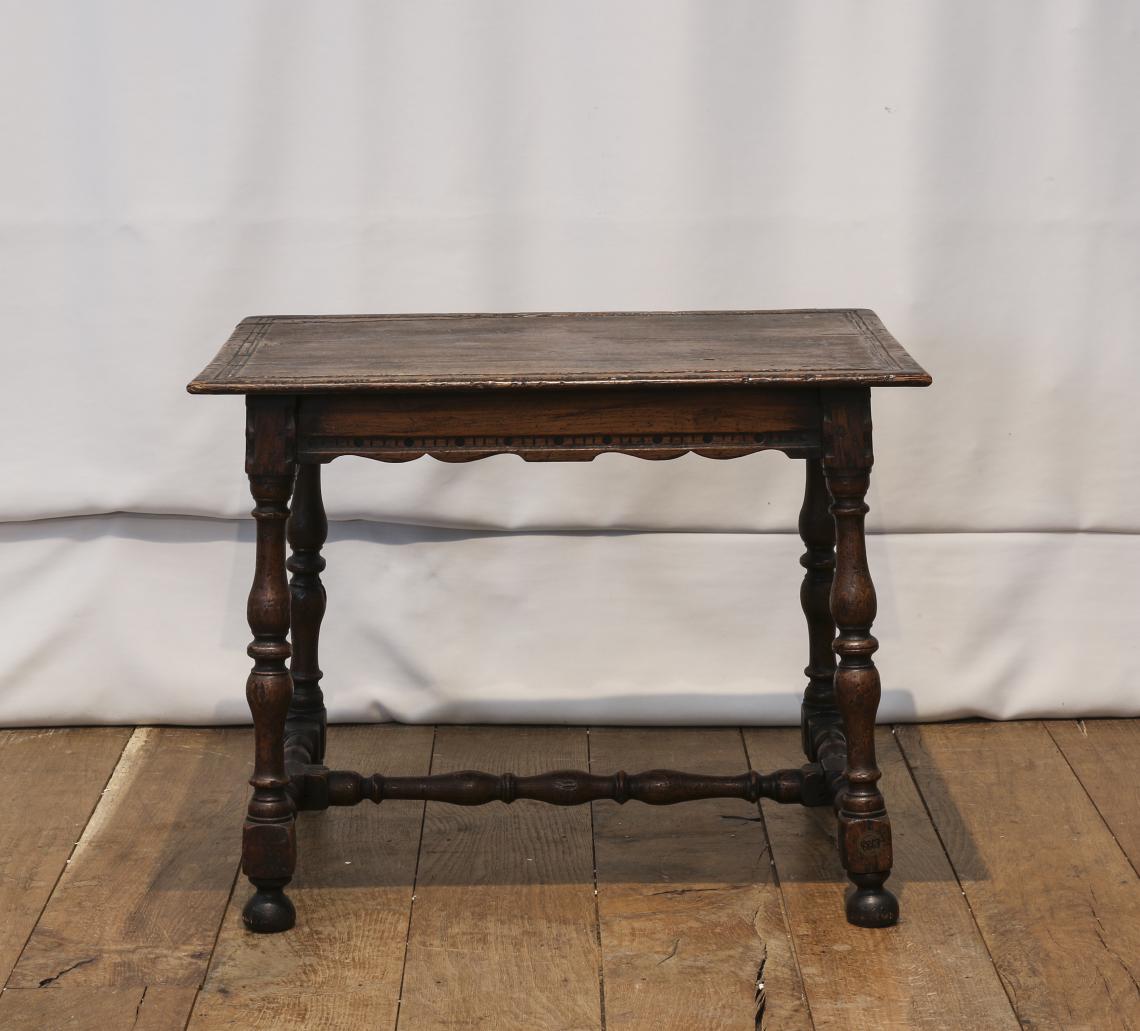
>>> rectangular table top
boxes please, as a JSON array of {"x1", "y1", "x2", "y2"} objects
[{"x1": 187, "y1": 309, "x2": 930, "y2": 394}]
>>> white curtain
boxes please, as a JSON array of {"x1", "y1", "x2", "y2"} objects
[{"x1": 2, "y1": 1, "x2": 1137, "y2": 724}]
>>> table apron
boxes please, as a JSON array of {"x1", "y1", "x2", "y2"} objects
[{"x1": 294, "y1": 386, "x2": 822, "y2": 462}]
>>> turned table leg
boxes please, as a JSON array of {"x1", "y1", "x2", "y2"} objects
[
  {"x1": 798, "y1": 457, "x2": 840, "y2": 762},
  {"x1": 822, "y1": 390, "x2": 898, "y2": 928},
  {"x1": 241, "y1": 398, "x2": 298, "y2": 933},
  {"x1": 288, "y1": 462, "x2": 328, "y2": 763}
]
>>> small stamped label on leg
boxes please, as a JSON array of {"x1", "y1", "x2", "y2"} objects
[{"x1": 838, "y1": 815, "x2": 893, "y2": 873}]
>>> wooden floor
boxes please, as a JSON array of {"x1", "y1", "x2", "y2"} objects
[{"x1": 1, "y1": 721, "x2": 1137, "y2": 1030}]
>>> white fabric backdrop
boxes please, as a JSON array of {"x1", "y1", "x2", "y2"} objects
[{"x1": 2, "y1": 1, "x2": 1137, "y2": 724}]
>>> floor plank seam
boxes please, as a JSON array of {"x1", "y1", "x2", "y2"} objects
[
  {"x1": 183, "y1": 852, "x2": 243, "y2": 1030},
  {"x1": 585, "y1": 727, "x2": 608, "y2": 1031},
  {"x1": 891, "y1": 724, "x2": 1021, "y2": 1025},
  {"x1": 739, "y1": 727, "x2": 816, "y2": 1031},
  {"x1": 1043, "y1": 721, "x2": 1140, "y2": 883},
  {"x1": 2, "y1": 727, "x2": 135, "y2": 992},
  {"x1": 392, "y1": 724, "x2": 437, "y2": 1031}
]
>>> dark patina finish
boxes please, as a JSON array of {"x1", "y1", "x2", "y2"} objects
[{"x1": 189, "y1": 308, "x2": 931, "y2": 934}]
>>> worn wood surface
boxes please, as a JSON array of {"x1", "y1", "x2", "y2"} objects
[
  {"x1": 0, "y1": 728, "x2": 132, "y2": 985},
  {"x1": 397, "y1": 726, "x2": 602, "y2": 1030},
  {"x1": 4, "y1": 721, "x2": 1139, "y2": 1030},
  {"x1": 896, "y1": 722, "x2": 1140, "y2": 1031},
  {"x1": 0, "y1": 986, "x2": 197, "y2": 1030},
  {"x1": 191, "y1": 725, "x2": 434, "y2": 1029},
  {"x1": 188, "y1": 309, "x2": 930, "y2": 393},
  {"x1": 746, "y1": 727, "x2": 1019, "y2": 1030},
  {"x1": 8, "y1": 728, "x2": 250, "y2": 992},
  {"x1": 1046, "y1": 719, "x2": 1140, "y2": 871},
  {"x1": 591, "y1": 727, "x2": 811, "y2": 1030}
]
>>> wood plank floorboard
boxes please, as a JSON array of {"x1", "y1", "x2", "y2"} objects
[
  {"x1": 189, "y1": 724, "x2": 434, "y2": 1030},
  {"x1": 746, "y1": 727, "x2": 1018, "y2": 1030},
  {"x1": 0, "y1": 727, "x2": 132, "y2": 985},
  {"x1": 396, "y1": 726, "x2": 602, "y2": 1031},
  {"x1": 3, "y1": 727, "x2": 251, "y2": 1030},
  {"x1": 590, "y1": 727, "x2": 811, "y2": 1030},
  {"x1": 1046, "y1": 718, "x2": 1140, "y2": 873},
  {"x1": 896, "y1": 721, "x2": 1140, "y2": 1031},
  {"x1": 0, "y1": 986, "x2": 197, "y2": 1030},
  {"x1": 5, "y1": 720, "x2": 1139, "y2": 1030}
]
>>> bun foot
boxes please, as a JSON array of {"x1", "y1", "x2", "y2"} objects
[
  {"x1": 845, "y1": 874, "x2": 899, "y2": 928},
  {"x1": 242, "y1": 886, "x2": 296, "y2": 933}
]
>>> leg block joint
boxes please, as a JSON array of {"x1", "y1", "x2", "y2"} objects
[
  {"x1": 837, "y1": 811, "x2": 893, "y2": 874},
  {"x1": 242, "y1": 819, "x2": 297, "y2": 882}
]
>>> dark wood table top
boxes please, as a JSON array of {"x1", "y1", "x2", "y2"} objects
[{"x1": 187, "y1": 309, "x2": 930, "y2": 394}]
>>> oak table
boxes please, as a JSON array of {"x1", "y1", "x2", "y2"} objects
[{"x1": 188, "y1": 309, "x2": 931, "y2": 934}]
